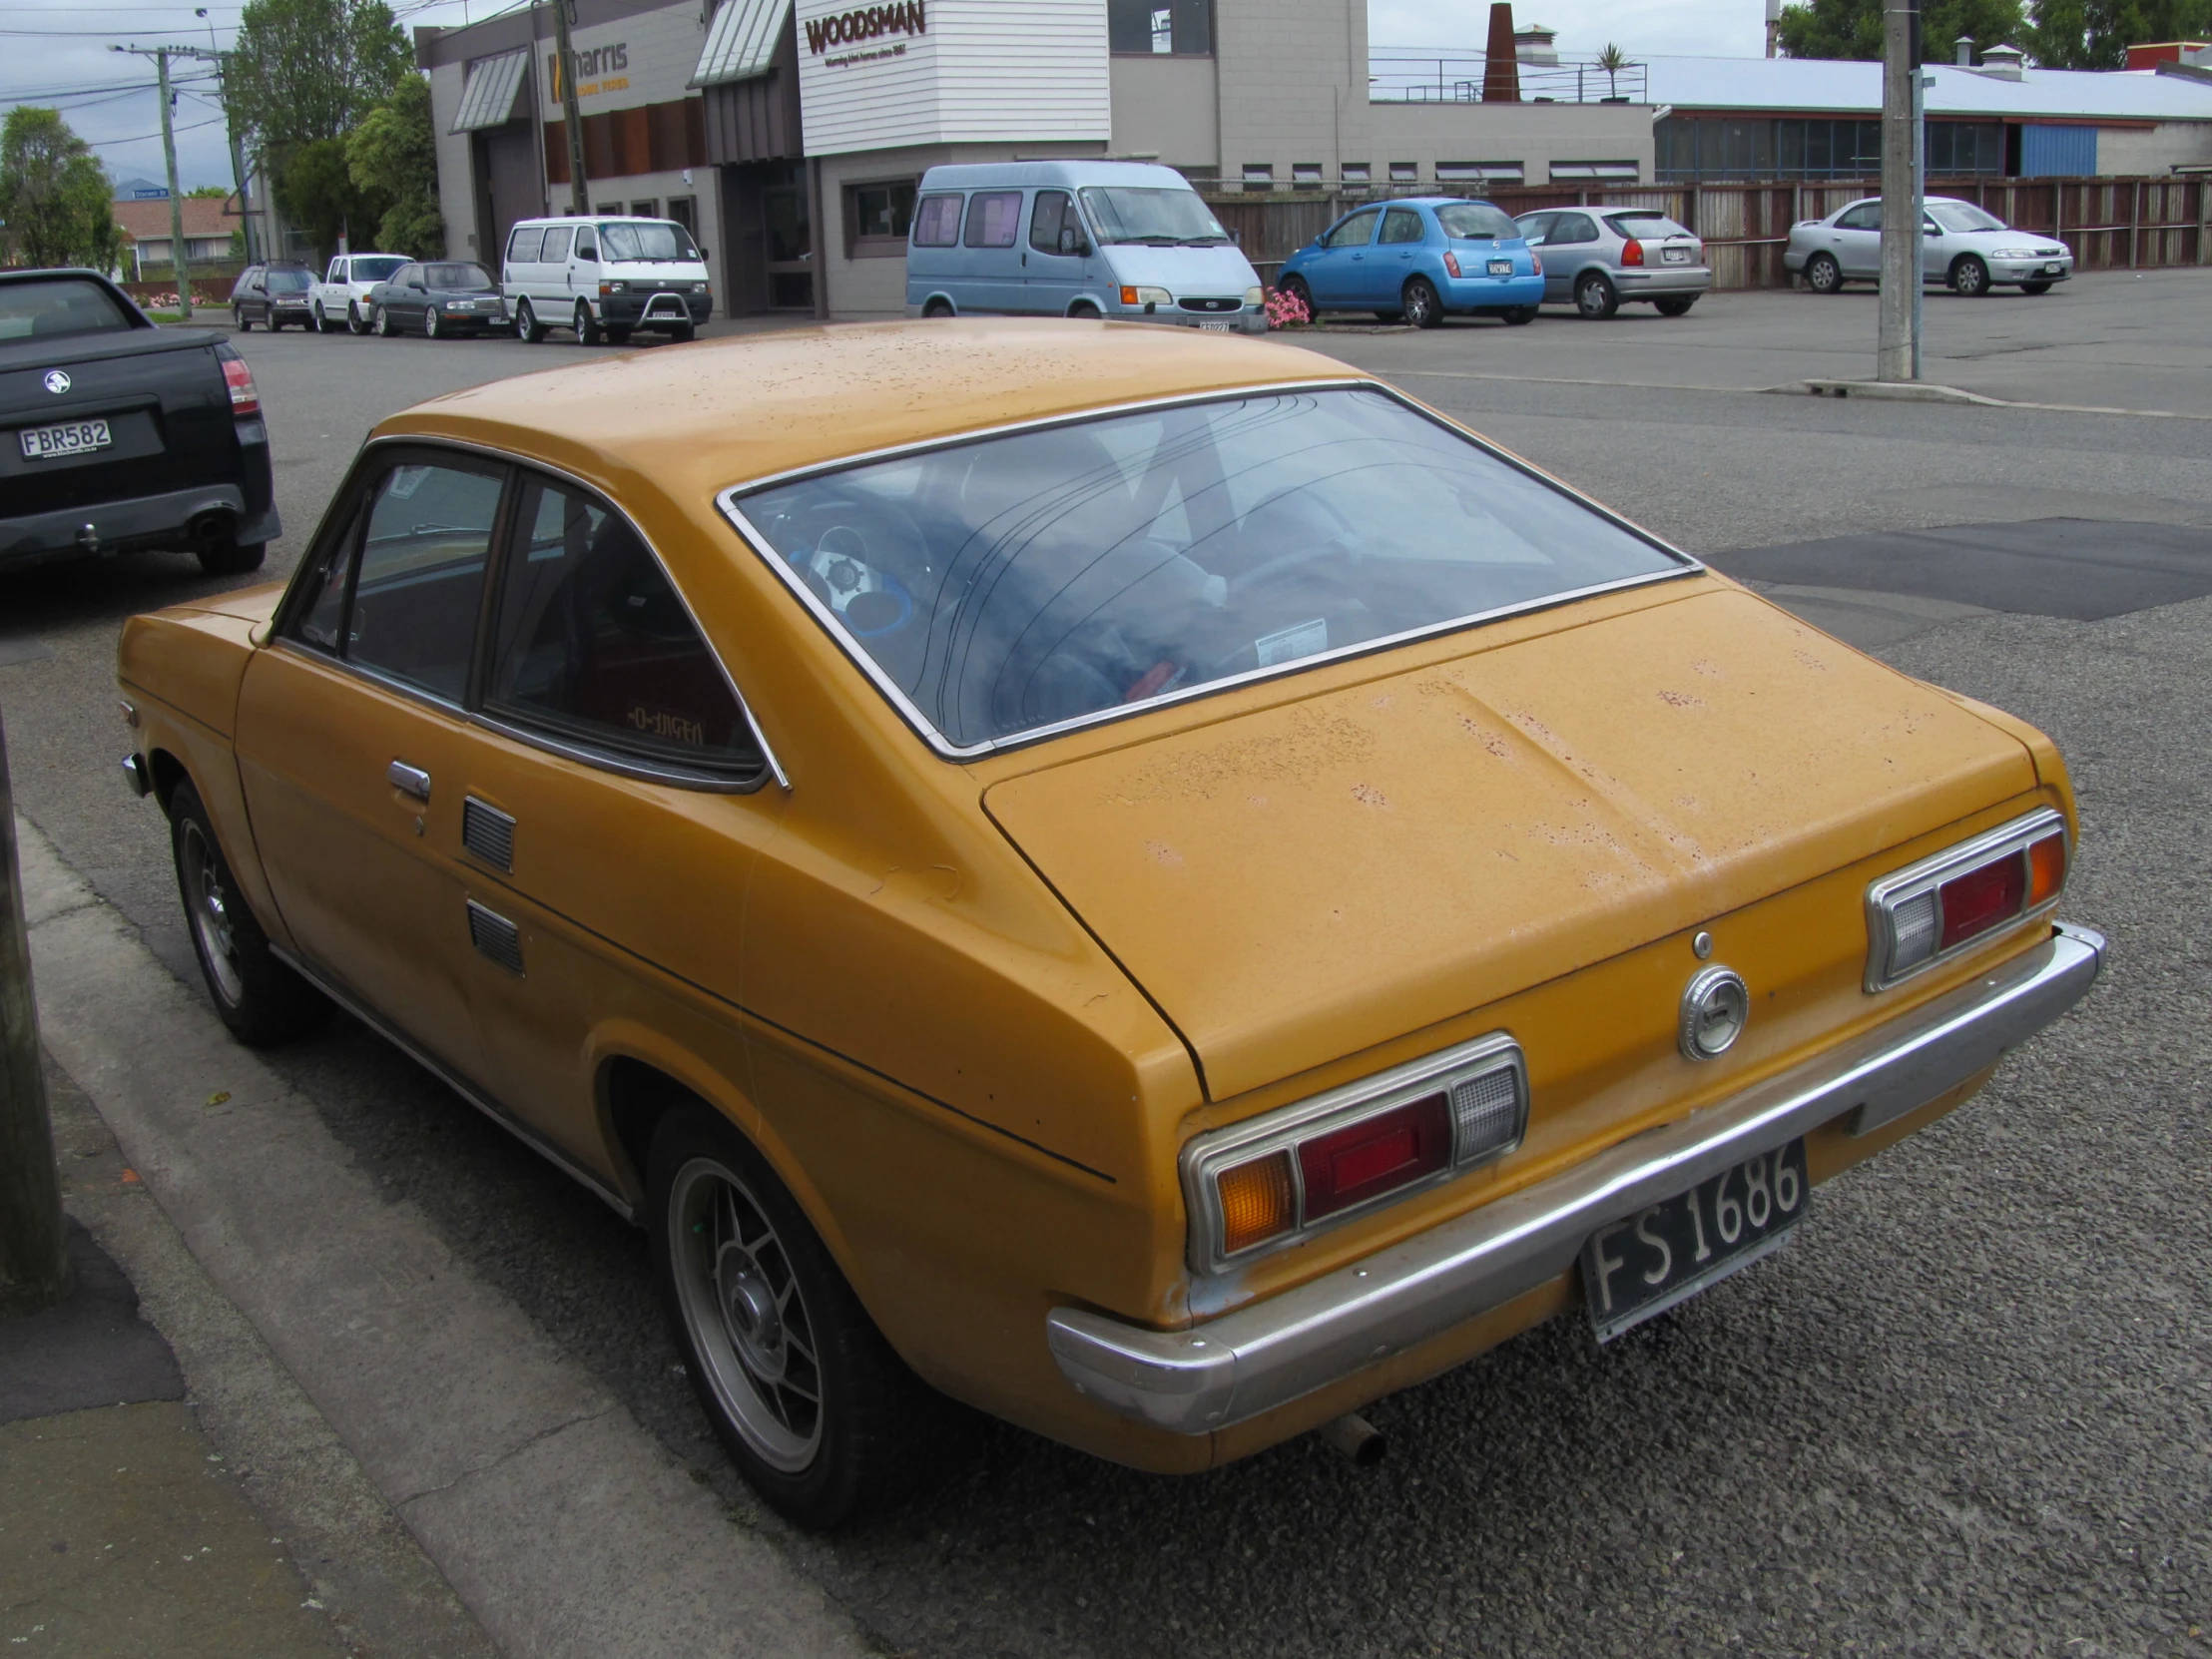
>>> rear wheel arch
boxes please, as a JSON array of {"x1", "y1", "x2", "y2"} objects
[{"x1": 147, "y1": 747, "x2": 189, "y2": 814}]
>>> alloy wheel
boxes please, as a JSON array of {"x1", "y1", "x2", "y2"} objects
[
  {"x1": 1806, "y1": 254, "x2": 1842, "y2": 294},
  {"x1": 1951, "y1": 256, "x2": 1989, "y2": 296},
  {"x1": 1403, "y1": 277, "x2": 1440, "y2": 328},
  {"x1": 1576, "y1": 273, "x2": 1618, "y2": 319},
  {"x1": 667, "y1": 1156, "x2": 824, "y2": 1472},
  {"x1": 180, "y1": 820, "x2": 246, "y2": 1009},
  {"x1": 425, "y1": 305, "x2": 441, "y2": 339},
  {"x1": 347, "y1": 301, "x2": 364, "y2": 334}
]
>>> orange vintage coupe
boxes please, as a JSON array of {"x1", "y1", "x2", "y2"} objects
[{"x1": 118, "y1": 323, "x2": 2102, "y2": 1527}]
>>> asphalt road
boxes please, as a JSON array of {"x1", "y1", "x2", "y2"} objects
[{"x1": 3, "y1": 285, "x2": 2208, "y2": 1658}]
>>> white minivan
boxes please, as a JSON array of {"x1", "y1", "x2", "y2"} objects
[{"x1": 501, "y1": 216, "x2": 714, "y2": 345}]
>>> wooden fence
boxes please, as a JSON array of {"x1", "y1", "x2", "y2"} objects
[{"x1": 1203, "y1": 177, "x2": 2212, "y2": 290}]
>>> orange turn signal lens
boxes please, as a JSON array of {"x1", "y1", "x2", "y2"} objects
[
  {"x1": 1119, "y1": 285, "x2": 1139, "y2": 305},
  {"x1": 1216, "y1": 1151, "x2": 1295, "y2": 1255},
  {"x1": 2028, "y1": 831, "x2": 2067, "y2": 907}
]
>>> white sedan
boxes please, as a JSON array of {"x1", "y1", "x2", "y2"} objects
[{"x1": 1785, "y1": 196, "x2": 2073, "y2": 297}]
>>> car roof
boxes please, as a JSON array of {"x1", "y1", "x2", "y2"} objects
[
  {"x1": 512, "y1": 215, "x2": 682, "y2": 228},
  {"x1": 917, "y1": 160, "x2": 1194, "y2": 192},
  {"x1": 375, "y1": 320, "x2": 1374, "y2": 504}
]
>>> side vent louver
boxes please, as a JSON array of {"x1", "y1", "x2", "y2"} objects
[
  {"x1": 462, "y1": 797, "x2": 516, "y2": 871},
  {"x1": 466, "y1": 899, "x2": 524, "y2": 975}
]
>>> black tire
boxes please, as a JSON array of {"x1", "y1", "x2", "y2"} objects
[
  {"x1": 1401, "y1": 276, "x2": 1442, "y2": 329},
  {"x1": 347, "y1": 301, "x2": 365, "y2": 334},
  {"x1": 1805, "y1": 253, "x2": 1843, "y2": 294},
  {"x1": 516, "y1": 297, "x2": 548, "y2": 343},
  {"x1": 573, "y1": 300, "x2": 603, "y2": 345},
  {"x1": 1067, "y1": 301, "x2": 1100, "y2": 319},
  {"x1": 1373, "y1": 308, "x2": 1404, "y2": 322},
  {"x1": 1949, "y1": 254, "x2": 1990, "y2": 296},
  {"x1": 604, "y1": 324, "x2": 633, "y2": 345},
  {"x1": 196, "y1": 538, "x2": 266, "y2": 576},
  {"x1": 2020, "y1": 279, "x2": 2053, "y2": 295},
  {"x1": 1503, "y1": 305, "x2": 1536, "y2": 324},
  {"x1": 170, "y1": 781, "x2": 327, "y2": 1047},
  {"x1": 234, "y1": 306, "x2": 251, "y2": 331},
  {"x1": 375, "y1": 304, "x2": 397, "y2": 338},
  {"x1": 1654, "y1": 296, "x2": 1697, "y2": 317},
  {"x1": 921, "y1": 296, "x2": 955, "y2": 317},
  {"x1": 1279, "y1": 274, "x2": 1314, "y2": 317},
  {"x1": 1575, "y1": 271, "x2": 1619, "y2": 319},
  {"x1": 649, "y1": 1103, "x2": 943, "y2": 1530},
  {"x1": 666, "y1": 322, "x2": 696, "y2": 342}
]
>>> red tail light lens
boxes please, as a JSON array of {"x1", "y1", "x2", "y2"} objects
[
  {"x1": 1531, "y1": 253, "x2": 1542, "y2": 276},
  {"x1": 1621, "y1": 239, "x2": 1645, "y2": 267},
  {"x1": 221, "y1": 353, "x2": 260, "y2": 415},
  {"x1": 1937, "y1": 853, "x2": 2027, "y2": 951},
  {"x1": 1297, "y1": 1094, "x2": 1452, "y2": 1221},
  {"x1": 1443, "y1": 251, "x2": 1462, "y2": 277}
]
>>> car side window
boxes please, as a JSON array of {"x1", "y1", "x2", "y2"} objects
[
  {"x1": 542, "y1": 227, "x2": 574, "y2": 262},
  {"x1": 574, "y1": 228, "x2": 598, "y2": 261},
  {"x1": 911, "y1": 194, "x2": 962, "y2": 246},
  {"x1": 1548, "y1": 214, "x2": 1598, "y2": 246},
  {"x1": 1322, "y1": 211, "x2": 1380, "y2": 250},
  {"x1": 485, "y1": 474, "x2": 761, "y2": 777},
  {"x1": 1515, "y1": 214, "x2": 1550, "y2": 243},
  {"x1": 327, "y1": 260, "x2": 343, "y2": 282},
  {"x1": 345, "y1": 457, "x2": 505, "y2": 703},
  {"x1": 286, "y1": 507, "x2": 361, "y2": 656},
  {"x1": 1379, "y1": 208, "x2": 1426, "y2": 246},
  {"x1": 1838, "y1": 204, "x2": 1881, "y2": 232},
  {"x1": 394, "y1": 265, "x2": 418, "y2": 287},
  {"x1": 507, "y1": 226, "x2": 544, "y2": 264},
  {"x1": 963, "y1": 192, "x2": 1023, "y2": 249},
  {"x1": 1029, "y1": 190, "x2": 1080, "y2": 255}
]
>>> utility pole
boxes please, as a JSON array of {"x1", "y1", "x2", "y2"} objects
[
  {"x1": 114, "y1": 45, "x2": 196, "y2": 318},
  {"x1": 0, "y1": 709, "x2": 69, "y2": 1316},
  {"x1": 1877, "y1": 0, "x2": 1919, "y2": 380},
  {"x1": 549, "y1": 0, "x2": 588, "y2": 214}
]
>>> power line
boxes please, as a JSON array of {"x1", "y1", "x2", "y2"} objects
[{"x1": 86, "y1": 113, "x2": 226, "y2": 146}]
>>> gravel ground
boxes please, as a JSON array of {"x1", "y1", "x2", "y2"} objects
[{"x1": 1, "y1": 312, "x2": 2206, "y2": 1657}]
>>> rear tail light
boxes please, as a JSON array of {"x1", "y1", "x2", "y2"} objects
[
  {"x1": 217, "y1": 348, "x2": 260, "y2": 415},
  {"x1": 1621, "y1": 239, "x2": 1645, "y2": 266},
  {"x1": 1443, "y1": 251, "x2": 1463, "y2": 277},
  {"x1": 1866, "y1": 809, "x2": 2067, "y2": 990},
  {"x1": 1184, "y1": 1034, "x2": 1527, "y2": 1273},
  {"x1": 1531, "y1": 254, "x2": 1542, "y2": 276}
]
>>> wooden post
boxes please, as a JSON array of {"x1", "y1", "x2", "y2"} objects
[
  {"x1": 2197, "y1": 177, "x2": 2208, "y2": 265},
  {"x1": 0, "y1": 707, "x2": 69, "y2": 1315}
]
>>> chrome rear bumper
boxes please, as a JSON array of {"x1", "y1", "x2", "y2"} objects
[{"x1": 1047, "y1": 922, "x2": 2104, "y2": 1434}]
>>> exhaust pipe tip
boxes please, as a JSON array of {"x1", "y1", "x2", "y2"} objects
[
  {"x1": 186, "y1": 509, "x2": 237, "y2": 548},
  {"x1": 1319, "y1": 1411, "x2": 1387, "y2": 1467}
]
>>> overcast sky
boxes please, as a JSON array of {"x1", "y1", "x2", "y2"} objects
[{"x1": 8, "y1": 0, "x2": 1761, "y2": 196}]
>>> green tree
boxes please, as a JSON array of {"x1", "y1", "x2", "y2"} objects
[
  {"x1": 272, "y1": 135, "x2": 386, "y2": 265},
  {"x1": 1778, "y1": 0, "x2": 2027, "y2": 60},
  {"x1": 2028, "y1": 0, "x2": 2212, "y2": 67},
  {"x1": 0, "y1": 107, "x2": 122, "y2": 271},
  {"x1": 228, "y1": 0, "x2": 409, "y2": 154},
  {"x1": 187, "y1": 184, "x2": 231, "y2": 199},
  {"x1": 346, "y1": 74, "x2": 443, "y2": 257}
]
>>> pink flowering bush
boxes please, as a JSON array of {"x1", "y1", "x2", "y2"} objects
[{"x1": 1264, "y1": 285, "x2": 1311, "y2": 329}]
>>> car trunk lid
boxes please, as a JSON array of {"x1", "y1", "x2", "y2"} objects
[
  {"x1": 982, "y1": 583, "x2": 2035, "y2": 1103},
  {"x1": 0, "y1": 328, "x2": 233, "y2": 520}
]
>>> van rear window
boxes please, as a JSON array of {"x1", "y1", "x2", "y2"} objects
[
  {"x1": 963, "y1": 192, "x2": 1022, "y2": 249},
  {"x1": 912, "y1": 195, "x2": 961, "y2": 247}
]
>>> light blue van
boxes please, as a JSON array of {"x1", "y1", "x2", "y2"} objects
[{"x1": 905, "y1": 161, "x2": 1266, "y2": 331}]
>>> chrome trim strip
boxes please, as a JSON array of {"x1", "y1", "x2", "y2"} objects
[
  {"x1": 1863, "y1": 808, "x2": 2067, "y2": 992},
  {"x1": 1179, "y1": 1032, "x2": 1527, "y2": 1278},
  {"x1": 120, "y1": 753, "x2": 152, "y2": 799},
  {"x1": 271, "y1": 943, "x2": 635, "y2": 1222},
  {"x1": 712, "y1": 380, "x2": 1703, "y2": 762},
  {"x1": 1047, "y1": 922, "x2": 2104, "y2": 1434}
]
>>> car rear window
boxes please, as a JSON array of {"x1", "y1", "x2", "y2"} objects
[
  {"x1": 1606, "y1": 213, "x2": 1692, "y2": 239},
  {"x1": 0, "y1": 277, "x2": 140, "y2": 339},
  {"x1": 267, "y1": 270, "x2": 312, "y2": 290},
  {"x1": 726, "y1": 387, "x2": 1689, "y2": 754},
  {"x1": 1434, "y1": 203, "x2": 1519, "y2": 241},
  {"x1": 351, "y1": 256, "x2": 406, "y2": 281},
  {"x1": 425, "y1": 263, "x2": 494, "y2": 288}
]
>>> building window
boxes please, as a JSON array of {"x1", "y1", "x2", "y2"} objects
[
  {"x1": 1388, "y1": 162, "x2": 1418, "y2": 182},
  {"x1": 1109, "y1": 0, "x2": 1211, "y2": 55},
  {"x1": 1241, "y1": 164, "x2": 1274, "y2": 189},
  {"x1": 1549, "y1": 161, "x2": 1640, "y2": 182},
  {"x1": 847, "y1": 178, "x2": 918, "y2": 259},
  {"x1": 1292, "y1": 163, "x2": 1323, "y2": 187},
  {"x1": 1654, "y1": 116, "x2": 2001, "y2": 182},
  {"x1": 630, "y1": 199, "x2": 658, "y2": 218},
  {"x1": 1437, "y1": 161, "x2": 1523, "y2": 184},
  {"x1": 1341, "y1": 163, "x2": 1372, "y2": 183}
]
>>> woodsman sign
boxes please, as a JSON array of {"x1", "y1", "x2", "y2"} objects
[{"x1": 804, "y1": 2, "x2": 926, "y2": 55}]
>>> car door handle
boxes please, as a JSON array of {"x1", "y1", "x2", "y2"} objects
[{"x1": 387, "y1": 761, "x2": 430, "y2": 801}]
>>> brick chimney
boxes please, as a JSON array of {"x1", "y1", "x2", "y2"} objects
[{"x1": 1483, "y1": 3, "x2": 1520, "y2": 102}]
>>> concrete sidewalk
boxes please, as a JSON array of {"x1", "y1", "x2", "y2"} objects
[{"x1": 14, "y1": 818, "x2": 877, "y2": 1659}]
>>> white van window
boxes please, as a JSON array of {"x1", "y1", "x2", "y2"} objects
[
  {"x1": 601, "y1": 222, "x2": 700, "y2": 262},
  {"x1": 963, "y1": 192, "x2": 1023, "y2": 249},
  {"x1": 912, "y1": 195, "x2": 961, "y2": 247},
  {"x1": 1079, "y1": 187, "x2": 1230, "y2": 247},
  {"x1": 542, "y1": 226, "x2": 574, "y2": 262},
  {"x1": 506, "y1": 227, "x2": 544, "y2": 264}
]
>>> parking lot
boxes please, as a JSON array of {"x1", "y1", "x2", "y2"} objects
[{"x1": 5, "y1": 271, "x2": 2210, "y2": 1657}]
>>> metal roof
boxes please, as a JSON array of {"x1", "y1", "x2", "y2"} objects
[
  {"x1": 692, "y1": 0, "x2": 789, "y2": 88},
  {"x1": 1646, "y1": 54, "x2": 2212, "y2": 122},
  {"x1": 451, "y1": 48, "x2": 529, "y2": 133}
]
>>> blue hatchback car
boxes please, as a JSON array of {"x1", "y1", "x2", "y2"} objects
[{"x1": 1278, "y1": 198, "x2": 1543, "y2": 327}]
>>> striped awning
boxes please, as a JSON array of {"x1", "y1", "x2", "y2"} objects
[
  {"x1": 451, "y1": 48, "x2": 529, "y2": 133},
  {"x1": 692, "y1": 0, "x2": 790, "y2": 87}
]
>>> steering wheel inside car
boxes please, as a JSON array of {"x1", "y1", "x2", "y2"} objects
[{"x1": 804, "y1": 526, "x2": 913, "y2": 638}]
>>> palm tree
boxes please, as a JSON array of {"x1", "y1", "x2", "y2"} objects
[{"x1": 1597, "y1": 42, "x2": 1631, "y2": 100}]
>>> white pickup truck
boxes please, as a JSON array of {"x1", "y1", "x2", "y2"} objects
[{"x1": 308, "y1": 253, "x2": 409, "y2": 334}]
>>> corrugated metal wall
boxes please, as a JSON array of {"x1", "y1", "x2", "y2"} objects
[{"x1": 2021, "y1": 125, "x2": 2098, "y2": 178}]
